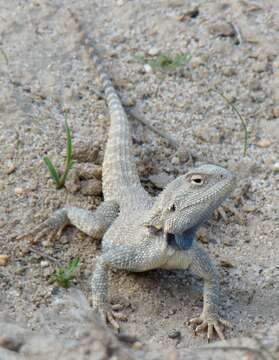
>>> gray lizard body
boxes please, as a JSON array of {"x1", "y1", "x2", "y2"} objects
[{"x1": 20, "y1": 13, "x2": 236, "y2": 341}]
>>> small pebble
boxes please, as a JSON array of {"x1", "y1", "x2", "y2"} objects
[
  {"x1": 144, "y1": 64, "x2": 153, "y2": 73},
  {"x1": 221, "y1": 67, "x2": 237, "y2": 77},
  {"x1": 176, "y1": 146, "x2": 190, "y2": 163},
  {"x1": 272, "y1": 162, "x2": 279, "y2": 173},
  {"x1": 272, "y1": 106, "x2": 279, "y2": 118},
  {"x1": 81, "y1": 179, "x2": 102, "y2": 196},
  {"x1": 208, "y1": 21, "x2": 235, "y2": 37},
  {"x1": 0, "y1": 336, "x2": 22, "y2": 351},
  {"x1": 196, "y1": 228, "x2": 208, "y2": 244},
  {"x1": 256, "y1": 139, "x2": 272, "y2": 148},
  {"x1": 132, "y1": 341, "x2": 144, "y2": 350},
  {"x1": 40, "y1": 260, "x2": 50, "y2": 268},
  {"x1": 5, "y1": 163, "x2": 16, "y2": 175},
  {"x1": 71, "y1": 139, "x2": 100, "y2": 162},
  {"x1": 223, "y1": 237, "x2": 234, "y2": 246},
  {"x1": 248, "y1": 78, "x2": 262, "y2": 91},
  {"x1": 171, "y1": 156, "x2": 179, "y2": 166},
  {"x1": 0, "y1": 255, "x2": 9, "y2": 266},
  {"x1": 168, "y1": 329, "x2": 181, "y2": 339},
  {"x1": 190, "y1": 57, "x2": 204, "y2": 69},
  {"x1": 15, "y1": 267, "x2": 26, "y2": 275},
  {"x1": 220, "y1": 259, "x2": 234, "y2": 268},
  {"x1": 148, "y1": 47, "x2": 159, "y2": 56},
  {"x1": 112, "y1": 303, "x2": 124, "y2": 311},
  {"x1": 251, "y1": 62, "x2": 266, "y2": 73},
  {"x1": 14, "y1": 187, "x2": 24, "y2": 195},
  {"x1": 177, "y1": 6, "x2": 199, "y2": 21}
]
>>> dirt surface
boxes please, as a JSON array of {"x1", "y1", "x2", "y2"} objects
[{"x1": 0, "y1": 0, "x2": 279, "y2": 358}]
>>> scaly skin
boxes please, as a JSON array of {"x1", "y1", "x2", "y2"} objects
[{"x1": 20, "y1": 12, "x2": 236, "y2": 341}]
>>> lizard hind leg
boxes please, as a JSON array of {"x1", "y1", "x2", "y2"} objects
[{"x1": 17, "y1": 201, "x2": 119, "y2": 243}]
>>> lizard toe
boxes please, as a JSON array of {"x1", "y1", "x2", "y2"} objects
[
  {"x1": 96, "y1": 305, "x2": 127, "y2": 332},
  {"x1": 189, "y1": 312, "x2": 230, "y2": 340}
]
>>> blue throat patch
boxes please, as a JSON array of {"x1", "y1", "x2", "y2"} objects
[{"x1": 167, "y1": 226, "x2": 198, "y2": 250}]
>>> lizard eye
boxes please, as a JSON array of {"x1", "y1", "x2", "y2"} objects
[
  {"x1": 190, "y1": 174, "x2": 204, "y2": 185},
  {"x1": 169, "y1": 204, "x2": 176, "y2": 212}
]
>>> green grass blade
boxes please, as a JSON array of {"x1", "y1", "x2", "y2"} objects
[
  {"x1": 59, "y1": 115, "x2": 74, "y2": 187},
  {"x1": 43, "y1": 156, "x2": 60, "y2": 185},
  {"x1": 67, "y1": 257, "x2": 80, "y2": 276},
  {"x1": 65, "y1": 115, "x2": 72, "y2": 168},
  {"x1": 51, "y1": 257, "x2": 80, "y2": 288}
]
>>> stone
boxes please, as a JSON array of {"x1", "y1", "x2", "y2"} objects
[
  {"x1": 208, "y1": 21, "x2": 235, "y2": 37},
  {"x1": 272, "y1": 106, "x2": 279, "y2": 118},
  {"x1": 220, "y1": 258, "x2": 234, "y2": 268},
  {"x1": 256, "y1": 139, "x2": 272, "y2": 148},
  {"x1": 40, "y1": 260, "x2": 50, "y2": 268},
  {"x1": 251, "y1": 62, "x2": 267, "y2": 73},
  {"x1": 221, "y1": 67, "x2": 237, "y2": 77},
  {"x1": 148, "y1": 47, "x2": 159, "y2": 56},
  {"x1": 272, "y1": 162, "x2": 279, "y2": 173},
  {"x1": 143, "y1": 64, "x2": 153, "y2": 73},
  {"x1": 81, "y1": 179, "x2": 102, "y2": 196},
  {"x1": 14, "y1": 187, "x2": 24, "y2": 195},
  {"x1": 71, "y1": 138, "x2": 100, "y2": 162},
  {"x1": 247, "y1": 78, "x2": 262, "y2": 91},
  {"x1": 168, "y1": 329, "x2": 181, "y2": 339},
  {"x1": 5, "y1": 163, "x2": 16, "y2": 175},
  {"x1": 196, "y1": 228, "x2": 209, "y2": 244},
  {"x1": 177, "y1": 7, "x2": 199, "y2": 21},
  {"x1": 0, "y1": 255, "x2": 9, "y2": 266}
]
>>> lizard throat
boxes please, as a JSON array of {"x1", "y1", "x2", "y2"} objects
[{"x1": 166, "y1": 225, "x2": 198, "y2": 250}]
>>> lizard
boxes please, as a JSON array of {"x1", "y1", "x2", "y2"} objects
[{"x1": 19, "y1": 12, "x2": 236, "y2": 341}]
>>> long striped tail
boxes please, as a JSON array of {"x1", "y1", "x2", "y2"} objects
[{"x1": 70, "y1": 12, "x2": 144, "y2": 205}]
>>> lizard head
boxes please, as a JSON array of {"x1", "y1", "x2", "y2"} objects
[{"x1": 145, "y1": 164, "x2": 236, "y2": 250}]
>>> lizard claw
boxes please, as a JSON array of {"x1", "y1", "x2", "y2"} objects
[
  {"x1": 188, "y1": 313, "x2": 231, "y2": 341},
  {"x1": 97, "y1": 304, "x2": 127, "y2": 332},
  {"x1": 17, "y1": 209, "x2": 68, "y2": 244}
]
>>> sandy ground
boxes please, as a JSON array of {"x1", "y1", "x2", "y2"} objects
[{"x1": 0, "y1": 0, "x2": 279, "y2": 358}]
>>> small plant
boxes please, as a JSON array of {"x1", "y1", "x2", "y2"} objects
[
  {"x1": 51, "y1": 257, "x2": 80, "y2": 288},
  {"x1": 43, "y1": 115, "x2": 74, "y2": 189},
  {"x1": 137, "y1": 52, "x2": 191, "y2": 72}
]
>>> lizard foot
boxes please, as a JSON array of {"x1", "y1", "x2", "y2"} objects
[
  {"x1": 188, "y1": 312, "x2": 231, "y2": 341},
  {"x1": 97, "y1": 305, "x2": 127, "y2": 332},
  {"x1": 17, "y1": 209, "x2": 68, "y2": 244}
]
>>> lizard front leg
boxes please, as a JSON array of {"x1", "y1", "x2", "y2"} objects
[
  {"x1": 91, "y1": 241, "x2": 164, "y2": 331},
  {"x1": 18, "y1": 201, "x2": 119, "y2": 243},
  {"x1": 189, "y1": 245, "x2": 230, "y2": 341},
  {"x1": 92, "y1": 254, "x2": 128, "y2": 331}
]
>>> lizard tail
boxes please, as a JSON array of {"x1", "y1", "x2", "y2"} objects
[
  {"x1": 70, "y1": 12, "x2": 143, "y2": 204},
  {"x1": 92, "y1": 52, "x2": 141, "y2": 201}
]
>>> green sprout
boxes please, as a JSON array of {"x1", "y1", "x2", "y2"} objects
[
  {"x1": 51, "y1": 257, "x2": 80, "y2": 288},
  {"x1": 43, "y1": 115, "x2": 74, "y2": 189},
  {"x1": 210, "y1": 89, "x2": 248, "y2": 157},
  {"x1": 137, "y1": 52, "x2": 191, "y2": 72}
]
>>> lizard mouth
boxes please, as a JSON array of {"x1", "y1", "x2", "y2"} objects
[{"x1": 165, "y1": 228, "x2": 196, "y2": 251}]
